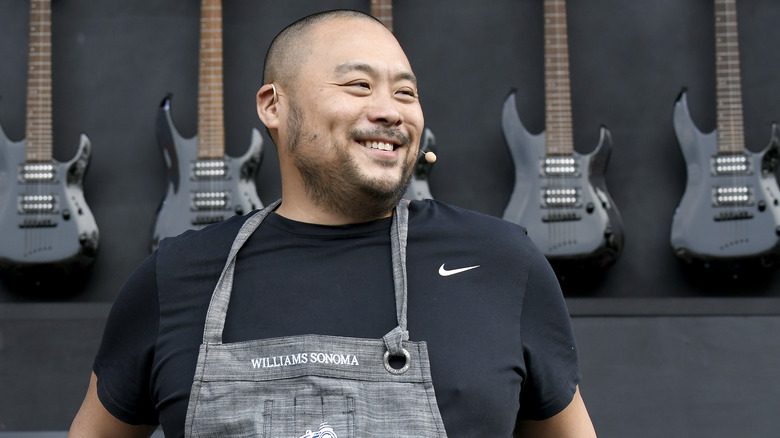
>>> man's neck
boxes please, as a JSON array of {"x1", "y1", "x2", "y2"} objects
[{"x1": 274, "y1": 196, "x2": 394, "y2": 226}]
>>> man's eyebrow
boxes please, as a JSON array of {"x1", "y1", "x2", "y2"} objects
[{"x1": 334, "y1": 62, "x2": 418, "y2": 86}]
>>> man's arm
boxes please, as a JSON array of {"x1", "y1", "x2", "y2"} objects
[
  {"x1": 515, "y1": 386, "x2": 597, "y2": 438},
  {"x1": 68, "y1": 372, "x2": 158, "y2": 438}
]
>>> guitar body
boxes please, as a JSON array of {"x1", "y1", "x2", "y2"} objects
[
  {"x1": 502, "y1": 91, "x2": 623, "y2": 268},
  {"x1": 671, "y1": 91, "x2": 780, "y2": 265},
  {"x1": 0, "y1": 123, "x2": 99, "y2": 273},
  {"x1": 403, "y1": 127, "x2": 436, "y2": 200},
  {"x1": 152, "y1": 97, "x2": 263, "y2": 249}
]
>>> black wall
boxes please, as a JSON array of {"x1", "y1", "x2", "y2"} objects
[{"x1": 1, "y1": 0, "x2": 779, "y2": 436}]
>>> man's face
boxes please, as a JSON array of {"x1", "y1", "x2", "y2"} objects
[{"x1": 280, "y1": 17, "x2": 425, "y2": 217}]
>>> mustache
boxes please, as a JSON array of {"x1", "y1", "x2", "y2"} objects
[{"x1": 350, "y1": 127, "x2": 412, "y2": 146}]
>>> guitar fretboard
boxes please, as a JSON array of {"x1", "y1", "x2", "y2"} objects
[
  {"x1": 714, "y1": 0, "x2": 745, "y2": 154},
  {"x1": 371, "y1": 0, "x2": 393, "y2": 32},
  {"x1": 543, "y1": 0, "x2": 574, "y2": 156},
  {"x1": 25, "y1": 0, "x2": 54, "y2": 162},
  {"x1": 198, "y1": 0, "x2": 226, "y2": 159}
]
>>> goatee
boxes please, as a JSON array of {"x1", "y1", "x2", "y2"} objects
[{"x1": 287, "y1": 103, "x2": 415, "y2": 222}]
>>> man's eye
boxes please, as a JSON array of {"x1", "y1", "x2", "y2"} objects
[
  {"x1": 397, "y1": 89, "x2": 417, "y2": 98},
  {"x1": 350, "y1": 82, "x2": 370, "y2": 89}
]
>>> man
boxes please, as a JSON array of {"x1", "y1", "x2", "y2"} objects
[{"x1": 69, "y1": 10, "x2": 596, "y2": 437}]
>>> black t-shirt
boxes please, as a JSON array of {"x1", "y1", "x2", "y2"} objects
[{"x1": 94, "y1": 200, "x2": 580, "y2": 437}]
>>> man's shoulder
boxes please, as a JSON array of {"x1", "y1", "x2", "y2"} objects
[
  {"x1": 409, "y1": 199, "x2": 544, "y2": 269},
  {"x1": 410, "y1": 199, "x2": 528, "y2": 236},
  {"x1": 157, "y1": 211, "x2": 255, "y2": 251}
]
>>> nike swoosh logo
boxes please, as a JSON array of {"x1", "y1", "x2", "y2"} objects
[{"x1": 438, "y1": 263, "x2": 480, "y2": 277}]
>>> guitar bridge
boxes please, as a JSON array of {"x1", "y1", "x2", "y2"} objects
[
  {"x1": 192, "y1": 215, "x2": 226, "y2": 226},
  {"x1": 19, "y1": 218, "x2": 58, "y2": 228},
  {"x1": 714, "y1": 210, "x2": 754, "y2": 221},
  {"x1": 542, "y1": 212, "x2": 582, "y2": 222}
]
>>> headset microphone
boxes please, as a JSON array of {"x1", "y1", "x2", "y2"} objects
[{"x1": 419, "y1": 150, "x2": 437, "y2": 164}]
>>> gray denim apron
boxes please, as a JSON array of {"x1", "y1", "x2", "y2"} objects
[{"x1": 184, "y1": 200, "x2": 448, "y2": 437}]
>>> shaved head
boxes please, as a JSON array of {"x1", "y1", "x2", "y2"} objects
[{"x1": 263, "y1": 10, "x2": 385, "y2": 90}]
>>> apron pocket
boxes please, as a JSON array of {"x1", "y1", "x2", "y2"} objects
[{"x1": 262, "y1": 394, "x2": 356, "y2": 438}]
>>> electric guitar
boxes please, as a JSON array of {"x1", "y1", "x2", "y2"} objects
[
  {"x1": 0, "y1": 0, "x2": 99, "y2": 275},
  {"x1": 370, "y1": 0, "x2": 437, "y2": 200},
  {"x1": 153, "y1": 0, "x2": 263, "y2": 250},
  {"x1": 501, "y1": 0, "x2": 623, "y2": 270},
  {"x1": 671, "y1": 0, "x2": 780, "y2": 266}
]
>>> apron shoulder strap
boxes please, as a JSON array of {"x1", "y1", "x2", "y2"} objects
[{"x1": 202, "y1": 200, "x2": 281, "y2": 344}]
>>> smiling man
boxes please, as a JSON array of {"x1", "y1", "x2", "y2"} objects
[
  {"x1": 259, "y1": 12, "x2": 424, "y2": 224},
  {"x1": 69, "y1": 10, "x2": 596, "y2": 438}
]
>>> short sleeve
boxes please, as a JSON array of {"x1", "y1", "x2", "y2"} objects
[
  {"x1": 518, "y1": 250, "x2": 581, "y2": 420},
  {"x1": 92, "y1": 252, "x2": 160, "y2": 425}
]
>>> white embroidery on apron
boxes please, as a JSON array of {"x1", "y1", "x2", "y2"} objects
[{"x1": 251, "y1": 352, "x2": 360, "y2": 369}]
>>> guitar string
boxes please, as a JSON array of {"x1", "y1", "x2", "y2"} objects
[
  {"x1": 28, "y1": 0, "x2": 48, "y2": 259},
  {"x1": 720, "y1": 0, "x2": 744, "y2": 253},
  {"x1": 548, "y1": 0, "x2": 573, "y2": 254},
  {"x1": 722, "y1": 2, "x2": 745, "y2": 253}
]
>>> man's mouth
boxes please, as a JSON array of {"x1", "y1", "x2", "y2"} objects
[{"x1": 358, "y1": 140, "x2": 396, "y2": 152}]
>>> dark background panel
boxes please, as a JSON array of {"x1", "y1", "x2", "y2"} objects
[{"x1": 573, "y1": 315, "x2": 780, "y2": 438}]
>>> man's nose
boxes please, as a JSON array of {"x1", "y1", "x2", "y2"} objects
[{"x1": 367, "y1": 92, "x2": 402, "y2": 126}]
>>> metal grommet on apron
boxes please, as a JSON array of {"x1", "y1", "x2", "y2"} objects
[{"x1": 184, "y1": 200, "x2": 448, "y2": 437}]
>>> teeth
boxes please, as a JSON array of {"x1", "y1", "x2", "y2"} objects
[{"x1": 362, "y1": 141, "x2": 393, "y2": 151}]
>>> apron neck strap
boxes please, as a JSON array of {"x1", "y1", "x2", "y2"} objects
[{"x1": 383, "y1": 200, "x2": 409, "y2": 356}]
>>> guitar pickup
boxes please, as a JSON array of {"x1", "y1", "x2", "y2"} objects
[
  {"x1": 192, "y1": 159, "x2": 229, "y2": 180},
  {"x1": 18, "y1": 194, "x2": 58, "y2": 214},
  {"x1": 711, "y1": 154, "x2": 751, "y2": 176},
  {"x1": 542, "y1": 187, "x2": 580, "y2": 208},
  {"x1": 541, "y1": 156, "x2": 579, "y2": 177},
  {"x1": 191, "y1": 191, "x2": 231, "y2": 211},
  {"x1": 712, "y1": 185, "x2": 753, "y2": 207},
  {"x1": 18, "y1": 162, "x2": 57, "y2": 183}
]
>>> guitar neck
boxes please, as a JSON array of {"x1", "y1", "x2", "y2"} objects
[
  {"x1": 714, "y1": 0, "x2": 746, "y2": 154},
  {"x1": 197, "y1": 0, "x2": 226, "y2": 159},
  {"x1": 26, "y1": 0, "x2": 54, "y2": 162},
  {"x1": 543, "y1": 0, "x2": 574, "y2": 156},
  {"x1": 371, "y1": 0, "x2": 393, "y2": 32}
]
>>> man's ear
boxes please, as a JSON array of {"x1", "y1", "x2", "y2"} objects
[{"x1": 256, "y1": 83, "x2": 279, "y2": 129}]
